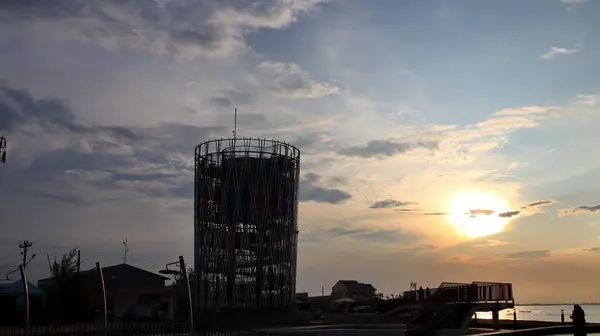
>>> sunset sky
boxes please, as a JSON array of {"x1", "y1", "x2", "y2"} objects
[{"x1": 1, "y1": 0, "x2": 599, "y2": 303}]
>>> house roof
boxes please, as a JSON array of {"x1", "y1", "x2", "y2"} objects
[
  {"x1": 0, "y1": 280, "x2": 45, "y2": 296},
  {"x1": 38, "y1": 263, "x2": 169, "y2": 283},
  {"x1": 337, "y1": 280, "x2": 359, "y2": 285},
  {"x1": 335, "y1": 280, "x2": 376, "y2": 291},
  {"x1": 94, "y1": 263, "x2": 170, "y2": 280}
]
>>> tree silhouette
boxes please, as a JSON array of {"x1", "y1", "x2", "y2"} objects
[
  {"x1": 46, "y1": 248, "x2": 78, "y2": 278},
  {"x1": 43, "y1": 248, "x2": 87, "y2": 321},
  {"x1": 172, "y1": 267, "x2": 194, "y2": 286},
  {"x1": 410, "y1": 281, "x2": 418, "y2": 291}
]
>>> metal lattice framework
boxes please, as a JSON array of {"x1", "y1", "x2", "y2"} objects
[{"x1": 194, "y1": 138, "x2": 300, "y2": 312}]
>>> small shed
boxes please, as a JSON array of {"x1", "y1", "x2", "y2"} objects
[{"x1": 0, "y1": 279, "x2": 46, "y2": 324}]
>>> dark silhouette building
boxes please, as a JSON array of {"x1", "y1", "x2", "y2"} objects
[{"x1": 194, "y1": 138, "x2": 300, "y2": 312}]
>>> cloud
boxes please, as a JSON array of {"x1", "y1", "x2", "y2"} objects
[
  {"x1": 498, "y1": 210, "x2": 520, "y2": 218},
  {"x1": 441, "y1": 255, "x2": 473, "y2": 264},
  {"x1": 412, "y1": 104, "x2": 574, "y2": 165},
  {"x1": 560, "y1": 205, "x2": 600, "y2": 216},
  {"x1": 338, "y1": 140, "x2": 438, "y2": 158},
  {"x1": 467, "y1": 209, "x2": 495, "y2": 216},
  {"x1": 327, "y1": 227, "x2": 371, "y2": 237},
  {"x1": 560, "y1": 0, "x2": 587, "y2": 4},
  {"x1": 417, "y1": 200, "x2": 553, "y2": 220},
  {"x1": 575, "y1": 94, "x2": 599, "y2": 106},
  {"x1": 398, "y1": 245, "x2": 437, "y2": 253},
  {"x1": 1, "y1": 81, "x2": 353, "y2": 207},
  {"x1": 0, "y1": 0, "x2": 327, "y2": 59},
  {"x1": 424, "y1": 212, "x2": 451, "y2": 216},
  {"x1": 369, "y1": 199, "x2": 418, "y2": 209},
  {"x1": 524, "y1": 200, "x2": 554, "y2": 208},
  {"x1": 541, "y1": 47, "x2": 579, "y2": 60},
  {"x1": 473, "y1": 239, "x2": 512, "y2": 247},
  {"x1": 353, "y1": 229, "x2": 414, "y2": 244},
  {"x1": 306, "y1": 226, "x2": 416, "y2": 245},
  {"x1": 507, "y1": 199, "x2": 556, "y2": 218},
  {"x1": 258, "y1": 61, "x2": 340, "y2": 99},
  {"x1": 582, "y1": 247, "x2": 600, "y2": 252},
  {"x1": 0, "y1": 82, "x2": 223, "y2": 206},
  {"x1": 299, "y1": 172, "x2": 352, "y2": 205},
  {"x1": 327, "y1": 176, "x2": 347, "y2": 186},
  {"x1": 504, "y1": 250, "x2": 551, "y2": 259},
  {"x1": 471, "y1": 199, "x2": 554, "y2": 219},
  {"x1": 396, "y1": 208, "x2": 420, "y2": 214}
]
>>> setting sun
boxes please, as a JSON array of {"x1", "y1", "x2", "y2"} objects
[{"x1": 448, "y1": 191, "x2": 512, "y2": 238}]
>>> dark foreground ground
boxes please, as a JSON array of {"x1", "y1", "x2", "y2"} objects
[{"x1": 470, "y1": 319, "x2": 600, "y2": 330}]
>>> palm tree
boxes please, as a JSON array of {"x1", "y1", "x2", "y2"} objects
[{"x1": 47, "y1": 249, "x2": 78, "y2": 278}]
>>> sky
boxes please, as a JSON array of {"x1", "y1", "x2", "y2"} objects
[{"x1": 0, "y1": 0, "x2": 599, "y2": 304}]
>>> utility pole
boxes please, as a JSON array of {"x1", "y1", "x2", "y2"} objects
[
  {"x1": 77, "y1": 250, "x2": 81, "y2": 273},
  {"x1": 19, "y1": 241, "x2": 32, "y2": 268},
  {"x1": 232, "y1": 108, "x2": 237, "y2": 139},
  {"x1": 122, "y1": 238, "x2": 129, "y2": 264},
  {"x1": 0, "y1": 135, "x2": 6, "y2": 164},
  {"x1": 0, "y1": 135, "x2": 6, "y2": 193}
]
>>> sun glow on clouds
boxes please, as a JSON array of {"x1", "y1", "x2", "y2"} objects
[{"x1": 448, "y1": 190, "x2": 512, "y2": 238}]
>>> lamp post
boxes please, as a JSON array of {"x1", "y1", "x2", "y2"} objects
[
  {"x1": 159, "y1": 256, "x2": 193, "y2": 334},
  {"x1": 19, "y1": 265, "x2": 29, "y2": 336},
  {"x1": 96, "y1": 262, "x2": 107, "y2": 330}
]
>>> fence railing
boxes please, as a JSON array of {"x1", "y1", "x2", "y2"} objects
[
  {"x1": 402, "y1": 282, "x2": 514, "y2": 305},
  {"x1": 0, "y1": 321, "x2": 285, "y2": 336}
]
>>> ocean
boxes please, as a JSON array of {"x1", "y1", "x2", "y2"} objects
[{"x1": 476, "y1": 305, "x2": 600, "y2": 323}]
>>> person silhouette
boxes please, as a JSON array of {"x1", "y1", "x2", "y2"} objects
[
  {"x1": 418, "y1": 286, "x2": 425, "y2": 301},
  {"x1": 570, "y1": 304, "x2": 587, "y2": 336},
  {"x1": 425, "y1": 287, "x2": 431, "y2": 299}
]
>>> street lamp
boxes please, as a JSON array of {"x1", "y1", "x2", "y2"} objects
[
  {"x1": 5, "y1": 254, "x2": 37, "y2": 280},
  {"x1": 159, "y1": 256, "x2": 192, "y2": 334}
]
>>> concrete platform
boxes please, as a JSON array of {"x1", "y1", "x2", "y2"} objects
[{"x1": 259, "y1": 325, "x2": 493, "y2": 335}]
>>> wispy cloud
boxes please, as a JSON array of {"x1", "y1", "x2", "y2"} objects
[
  {"x1": 474, "y1": 239, "x2": 512, "y2": 247},
  {"x1": 415, "y1": 199, "x2": 554, "y2": 220},
  {"x1": 498, "y1": 211, "x2": 521, "y2": 218},
  {"x1": 541, "y1": 47, "x2": 579, "y2": 60},
  {"x1": 576, "y1": 94, "x2": 599, "y2": 106},
  {"x1": 423, "y1": 212, "x2": 451, "y2": 216},
  {"x1": 560, "y1": 0, "x2": 587, "y2": 4},
  {"x1": 504, "y1": 250, "x2": 551, "y2": 259},
  {"x1": 559, "y1": 205, "x2": 600, "y2": 216},
  {"x1": 338, "y1": 140, "x2": 438, "y2": 158},
  {"x1": 524, "y1": 200, "x2": 554, "y2": 207},
  {"x1": 304, "y1": 226, "x2": 416, "y2": 245},
  {"x1": 258, "y1": 61, "x2": 340, "y2": 99},
  {"x1": 369, "y1": 199, "x2": 418, "y2": 209},
  {"x1": 467, "y1": 209, "x2": 495, "y2": 216},
  {"x1": 397, "y1": 245, "x2": 437, "y2": 253}
]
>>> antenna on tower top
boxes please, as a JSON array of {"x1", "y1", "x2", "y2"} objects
[
  {"x1": 123, "y1": 238, "x2": 129, "y2": 264},
  {"x1": 232, "y1": 108, "x2": 237, "y2": 139}
]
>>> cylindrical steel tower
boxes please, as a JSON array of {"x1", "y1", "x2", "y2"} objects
[{"x1": 194, "y1": 138, "x2": 300, "y2": 312}]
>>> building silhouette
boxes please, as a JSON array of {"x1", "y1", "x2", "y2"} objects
[{"x1": 194, "y1": 138, "x2": 300, "y2": 312}]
